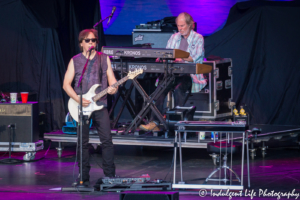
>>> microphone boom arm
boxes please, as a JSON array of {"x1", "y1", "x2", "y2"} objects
[
  {"x1": 93, "y1": 15, "x2": 110, "y2": 29},
  {"x1": 93, "y1": 7, "x2": 116, "y2": 29}
]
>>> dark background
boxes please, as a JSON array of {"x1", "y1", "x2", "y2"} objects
[
  {"x1": 205, "y1": 1, "x2": 300, "y2": 125},
  {"x1": 0, "y1": 0, "x2": 299, "y2": 132},
  {"x1": 0, "y1": 0, "x2": 105, "y2": 132}
]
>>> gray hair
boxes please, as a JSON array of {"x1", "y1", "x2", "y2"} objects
[{"x1": 176, "y1": 12, "x2": 195, "y2": 30}]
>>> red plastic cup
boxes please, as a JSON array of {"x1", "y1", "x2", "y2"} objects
[{"x1": 21, "y1": 92, "x2": 29, "y2": 103}]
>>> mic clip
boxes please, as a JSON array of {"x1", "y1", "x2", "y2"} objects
[{"x1": 8, "y1": 124, "x2": 16, "y2": 129}]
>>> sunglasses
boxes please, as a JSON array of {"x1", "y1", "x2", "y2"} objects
[{"x1": 84, "y1": 38, "x2": 97, "y2": 43}]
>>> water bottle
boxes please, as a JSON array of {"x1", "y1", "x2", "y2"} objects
[{"x1": 211, "y1": 132, "x2": 218, "y2": 140}]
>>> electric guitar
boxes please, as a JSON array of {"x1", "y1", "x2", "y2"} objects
[{"x1": 68, "y1": 69, "x2": 143, "y2": 122}]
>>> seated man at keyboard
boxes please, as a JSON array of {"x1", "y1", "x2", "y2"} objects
[{"x1": 139, "y1": 12, "x2": 207, "y2": 132}]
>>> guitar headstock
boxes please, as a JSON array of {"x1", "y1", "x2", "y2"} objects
[{"x1": 127, "y1": 69, "x2": 143, "y2": 79}]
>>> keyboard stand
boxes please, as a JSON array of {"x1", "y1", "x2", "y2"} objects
[
  {"x1": 109, "y1": 71, "x2": 136, "y2": 128},
  {"x1": 124, "y1": 59, "x2": 175, "y2": 134}
]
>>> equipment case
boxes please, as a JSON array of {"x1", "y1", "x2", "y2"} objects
[{"x1": 184, "y1": 58, "x2": 233, "y2": 119}]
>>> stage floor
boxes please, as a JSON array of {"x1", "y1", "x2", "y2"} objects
[{"x1": 0, "y1": 140, "x2": 300, "y2": 199}]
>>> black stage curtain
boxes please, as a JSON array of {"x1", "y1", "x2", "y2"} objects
[
  {"x1": 205, "y1": 1, "x2": 300, "y2": 125},
  {"x1": 0, "y1": 0, "x2": 105, "y2": 132}
]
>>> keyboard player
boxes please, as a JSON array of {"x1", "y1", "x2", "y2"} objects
[{"x1": 139, "y1": 12, "x2": 207, "y2": 132}]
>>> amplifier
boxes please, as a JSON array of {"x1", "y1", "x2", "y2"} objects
[
  {"x1": 0, "y1": 102, "x2": 39, "y2": 143},
  {"x1": 132, "y1": 32, "x2": 174, "y2": 48}
]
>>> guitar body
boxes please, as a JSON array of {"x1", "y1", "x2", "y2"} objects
[
  {"x1": 68, "y1": 84, "x2": 104, "y2": 122},
  {"x1": 67, "y1": 69, "x2": 143, "y2": 122}
]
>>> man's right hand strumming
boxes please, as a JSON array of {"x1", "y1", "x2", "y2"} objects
[{"x1": 78, "y1": 98, "x2": 91, "y2": 107}]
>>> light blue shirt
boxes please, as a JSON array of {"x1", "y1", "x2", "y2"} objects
[{"x1": 166, "y1": 30, "x2": 207, "y2": 93}]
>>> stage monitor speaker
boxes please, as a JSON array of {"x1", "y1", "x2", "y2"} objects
[
  {"x1": 120, "y1": 191, "x2": 179, "y2": 200},
  {"x1": 0, "y1": 102, "x2": 39, "y2": 143}
]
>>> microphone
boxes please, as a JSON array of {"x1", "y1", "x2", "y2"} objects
[
  {"x1": 107, "y1": 6, "x2": 116, "y2": 25},
  {"x1": 87, "y1": 46, "x2": 94, "y2": 52}
]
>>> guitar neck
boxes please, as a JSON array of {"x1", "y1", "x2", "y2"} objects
[{"x1": 93, "y1": 76, "x2": 129, "y2": 102}]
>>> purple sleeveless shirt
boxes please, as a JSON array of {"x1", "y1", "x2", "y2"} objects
[{"x1": 73, "y1": 52, "x2": 108, "y2": 107}]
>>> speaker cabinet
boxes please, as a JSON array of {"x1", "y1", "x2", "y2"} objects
[
  {"x1": 0, "y1": 102, "x2": 39, "y2": 143},
  {"x1": 120, "y1": 191, "x2": 179, "y2": 200},
  {"x1": 132, "y1": 32, "x2": 174, "y2": 48}
]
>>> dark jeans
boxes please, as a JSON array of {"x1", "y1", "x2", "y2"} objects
[
  {"x1": 151, "y1": 74, "x2": 192, "y2": 122},
  {"x1": 77, "y1": 108, "x2": 115, "y2": 181}
]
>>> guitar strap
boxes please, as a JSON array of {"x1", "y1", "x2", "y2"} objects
[{"x1": 98, "y1": 52, "x2": 103, "y2": 90}]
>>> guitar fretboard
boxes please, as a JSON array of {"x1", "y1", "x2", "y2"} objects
[{"x1": 92, "y1": 76, "x2": 129, "y2": 102}]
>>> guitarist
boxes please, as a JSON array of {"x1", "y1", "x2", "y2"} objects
[{"x1": 63, "y1": 29, "x2": 118, "y2": 188}]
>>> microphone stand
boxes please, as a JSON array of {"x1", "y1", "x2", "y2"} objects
[
  {"x1": 93, "y1": 11, "x2": 114, "y2": 51},
  {"x1": 0, "y1": 124, "x2": 22, "y2": 164},
  {"x1": 62, "y1": 50, "x2": 94, "y2": 192},
  {"x1": 93, "y1": 12, "x2": 113, "y2": 29}
]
